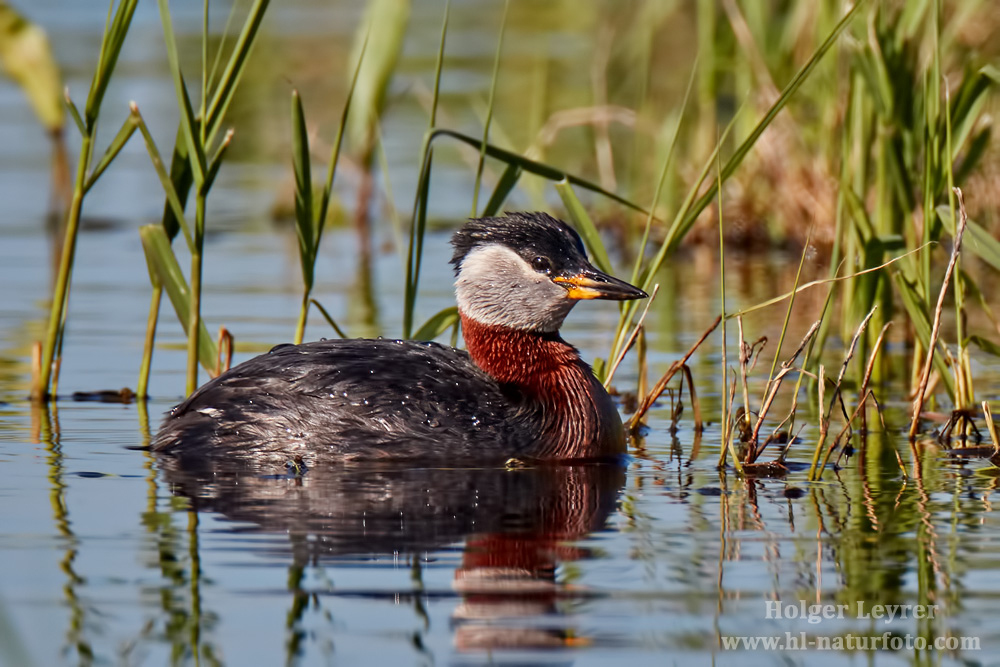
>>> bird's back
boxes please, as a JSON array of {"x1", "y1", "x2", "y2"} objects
[{"x1": 153, "y1": 339, "x2": 538, "y2": 465}]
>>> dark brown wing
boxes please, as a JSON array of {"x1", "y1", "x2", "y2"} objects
[{"x1": 153, "y1": 339, "x2": 539, "y2": 465}]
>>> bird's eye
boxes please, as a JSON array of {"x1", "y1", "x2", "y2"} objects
[{"x1": 531, "y1": 256, "x2": 552, "y2": 274}]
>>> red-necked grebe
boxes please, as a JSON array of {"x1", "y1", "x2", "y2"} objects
[{"x1": 153, "y1": 212, "x2": 647, "y2": 464}]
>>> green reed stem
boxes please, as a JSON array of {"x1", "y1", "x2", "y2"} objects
[
  {"x1": 766, "y1": 223, "x2": 814, "y2": 388},
  {"x1": 715, "y1": 151, "x2": 742, "y2": 475},
  {"x1": 403, "y1": 0, "x2": 449, "y2": 339},
  {"x1": 137, "y1": 285, "x2": 163, "y2": 399},
  {"x1": 294, "y1": 292, "x2": 310, "y2": 345},
  {"x1": 942, "y1": 47, "x2": 972, "y2": 410},
  {"x1": 292, "y1": 30, "x2": 368, "y2": 344},
  {"x1": 471, "y1": 0, "x2": 508, "y2": 217},
  {"x1": 186, "y1": 194, "x2": 206, "y2": 395},
  {"x1": 34, "y1": 0, "x2": 140, "y2": 400},
  {"x1": 34, "y1": 134, "x2": 92, "y2": 400}
]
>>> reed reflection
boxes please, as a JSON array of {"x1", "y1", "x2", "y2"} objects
[{"x1": 157, "y1": 457, "x2": 625, "y2": 655}]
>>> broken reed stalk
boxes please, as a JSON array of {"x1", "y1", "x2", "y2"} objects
[
  {"x1": 765, "y1": 221, "x2": 815, "y2": 388},
  {"x1": 832, "y1": 389, "x2": 883, "y2": 469},
  {"x1": 909, "y1": 186, "x2": 969, "y2": 439},
  {"x1": 720, "y1": 371, "x2": 739, "y2": 468},
  {"x1": 627, "y1": 315, "x2": 720, "y2": 429},
  {"x1": 680, "y1": 364, "x2": 703, "y2": 433},
  {"x1": 736, "y1": 316, "x2": 752, "y2": 438},
  {"x1": 749, "y1": 319, "x2": 820, "y2": 446},
  {"x1": 216, "y1": 327, "x2": 233, "y2": 375},
  {"x1": 829, "y1": 390, "x2": 871, "y2": 468},
  {"x1": 983, "y1": 401, "x2": 999, "y2": 450},
  {"x1": 137, "y1": 285, "x2": 163, "y2": 399},
  {"x1": 857, "y1": 322, "x2": 892, "y2": 436},
  {"x1": 636, "y1": 327, "x2": 648, "y2": 406},
  {"x1": 714, "y1": 153, "x2": 744, "y2": 474},
  {"x1": 758, "y1": 410, "x2": 794, "y2": 462},
  {"x1": 808, "y1": 306, "x2": 877, "y2": 481}
]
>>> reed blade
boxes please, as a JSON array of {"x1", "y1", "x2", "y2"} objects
[
  {"x1": 402, "y1": 0, "x2": 449, "y2": 338},
  {"x1": 481, "y1": 163, "x2": 521, "y2": 218},
  {"x1": 430, "y1": 128, "x2": 650, "y2": 215},
  {"x1": 205, "y1": 0, "x2": 270, "y2": 146},
  {"x1": 155, "y1": 0, "x2": 206, "y2": 184},
  {"x1": 139, "y1": 225, "x2": 218, "y2": 373},
  {"x1": 83, "y1": 0, "x2": 139, "y2": 127},
  {"x1": 132, "y1": 106, "x2": 195, "y2": 252},
  {"x1": 554, "y1": 180, "x2": 613, "y2": 275},
  {"x1": 414, "y1": 307, "x2": 460, "y2": 341},
  {"x1": 85, "y1": 113, "x2": 138, "y2": 191},
  {"x1": 471, "y1": 0, "x2": 508, "y2": 216},
  {"x1": 290, "y1": 90, "x2": 315, "y2": 293}
]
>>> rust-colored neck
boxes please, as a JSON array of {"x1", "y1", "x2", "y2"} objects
[{"x1": 460, "y1": 313, "x2": 624, "y2": 459}]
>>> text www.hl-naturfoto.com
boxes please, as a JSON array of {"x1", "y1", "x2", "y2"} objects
[{"x1": 721, "y1": 632, "x2": 979, "y2": 651}]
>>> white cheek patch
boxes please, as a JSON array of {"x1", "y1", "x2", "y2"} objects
[{"x1": 455, "y1": 245, "x2": 576, "y2": 332}]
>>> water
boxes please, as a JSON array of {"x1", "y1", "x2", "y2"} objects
[{"x1": 3, "y1": 2, "x2": 1000, "y2": 665}]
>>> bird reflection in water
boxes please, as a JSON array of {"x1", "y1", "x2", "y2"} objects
[{"x1": 158, "y1": 457, "x2": 624, "y2": 655}]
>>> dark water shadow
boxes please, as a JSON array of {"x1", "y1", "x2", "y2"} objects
[{"x1": 157, "y1": 456, "x2": 625, "y2": 654}]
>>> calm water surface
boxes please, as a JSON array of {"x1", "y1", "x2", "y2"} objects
[{"x1": 2, "y1": 2, "x2": 1000, "y2": 666}]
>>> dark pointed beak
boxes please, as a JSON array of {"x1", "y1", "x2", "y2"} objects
[{"x1": 552, "y1": 267, "x2": 648, "y2": 301}]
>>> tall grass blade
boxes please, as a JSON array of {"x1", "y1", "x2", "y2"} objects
[
  {"x1": 766, "y1": 224, "x2": 814, "y2": 387},
  {"x1": 944, "y1": 211, "x2": 1000, "y2": 272},
  {"x1": 402, "y1": 0, "x2": 449, "y2": 338},
  {"x1": 630, "y1": 63, "x2": 698, "y2": 287},
  {"x1": 404, "y1": 146, "x2": 435, "y2": 338},
  {"x1": 908, "y1": 187, "x2": 969, "y2": 437},
  {"x1": 64, "y1": 93, "x2": 85, "y2": 137},
  {"x1": 471, "y1": 0, "x2": 508, "y2": 216},
  {"x1": 894, "y1": 273, "x2": 955, "y2": 398},
  {"x1": 158, "y1": 134, "x2": 192, "y2": 242},
  {"x1": 137, "y1": 286, "x2": 162, "y2": 399},
  {"x1": 414, "y1": 306, "x2": 459, "y2": 341},
  {"x1": 83, "y1": 0, "x2": 139, "y2": 127},
  {"x1": 318, "y1": 27, "x2": 369, "y2": 237},
  {"x1": 291, "y1": 30, "x2": 367, "y2": 344},
  {"x1": 428, "y1": 0, "x2": 449, "y2": 129},
  {"x1": 132, "y1": 106, "x2": 195, "y2": 251},
  {"x1": 33, "y1": 0, "x2": 139, "y2": 400},
  {"x1": 481, "y1": 162, "x2": 521, "y2": 217},
  {"x1": 608, "y1": 110, "x2": 739, "y2": 371},
  {"x1": 155, "y1": 0, "x2": 206, "y2": 184},
  {"x1": 716, "y1": 149, "x2": 742, "y2": 476},
  {"x1": 309, "y1": 299, "x2": 348, "y2": 339},
  {"x1": 291, "y1": 90, "x2": 315, "y2": 293},
  {"x1": 949, "y1": 65, "x2": 999, "y2": 158},
  {"x1": 969, "y1": 336, "x2": 1000, "y2": 358},
  {"x1": 85, "y1": 113, "x2": 138, "y2": 190},
  {"x1": 666, "y1": 0, "x2": 867, "y2": 251},
  {"x1": 204, "y1": 0, "x2": 270, "y2": 146},
  {"x1": 404, "y1": 124, "x2": 654, "y2": 337},
  {"x1": 203, "y1": 128, "x2": 233, "y2": 190},
  {"x1": 554, "y1": 180, "x2": 613, "y2": 275},
  {"x1": 431, "y1": 128, "x2": 649, "y2": 214},
  {"x1": 291, "y1": 90, "x2": 315, "y2": 345}
]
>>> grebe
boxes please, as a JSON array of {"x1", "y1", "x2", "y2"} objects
[{"x1": 153, "y1": 212, "x2": 646, "y2": 464}]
